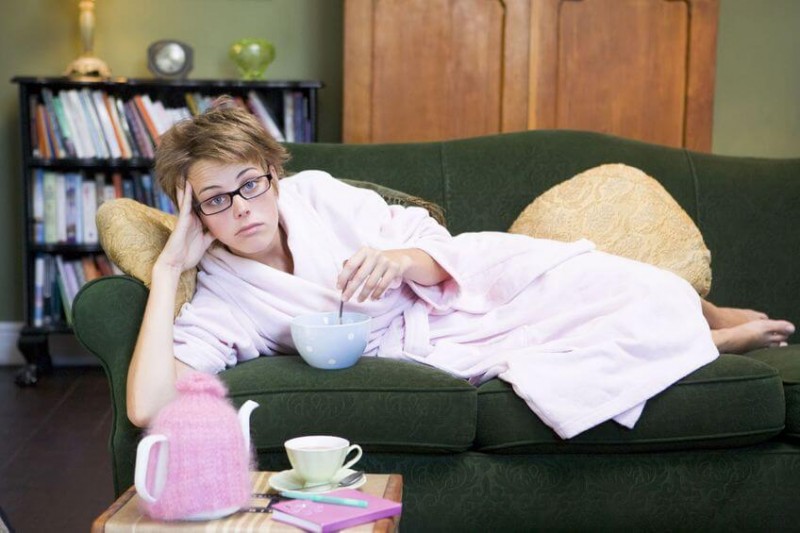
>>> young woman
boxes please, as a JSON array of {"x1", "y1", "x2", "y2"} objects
[{"x1": 127, "y1": 102, "x2": 795, "y2": 436}]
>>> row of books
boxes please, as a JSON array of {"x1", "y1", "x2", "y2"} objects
[
  {"x1": 31, "y1": 169, "x2": 176, "y2": 245},
  {"x1": 32, "y1": 253, "x2": 121, "y2": 326},
  {"x1": 30, "y1": 87, "x2": 314, "y2": 160}
]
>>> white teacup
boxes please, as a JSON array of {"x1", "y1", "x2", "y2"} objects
[{"x1": 284, "y1": 435, "x2": 363, "y2": 485}]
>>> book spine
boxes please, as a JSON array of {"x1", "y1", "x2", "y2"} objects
[
  {"x1": 42, "y1": 98, "x2": 67, "y2": 158},
  {"x1": 104, "y1": 94, "x2": 132, "y2": 159},
  {"x1": 53, "y1": 255, "x2": 74, "y2": 324},
  {"x1": 148, "y1": 97, "x2": 172, "y2": 135},
  {"x1": 184, "y1": 92, "x2": 199, "y2": 116},
  {"x1": 35, "y1": 104, "x2": 53, "y2": 158},
  {"x1": 64, "y1": 172, "x2": 81, "y2": 244},
  {"x1": 33, "y1": 255, "x2": 45, "y2": 327},
  {"x1": 92, "y1": 90, "x2": 122, "y2": 158},
  {"x1": 47, "y1": 256, "x2": 61, "y2": 324},
  {"x1": 81, "y1": 179, "x2": 98, "y2": 244},
  {"x1": 81, "y1": 256, "x2": 102, "y2": 282},
  {"x1": 41, "y1": 88, "x2": 73, "y2": 158},
  {"x1": 283, "y1": 91, "x2": 295, "y2": 143},
  {"x1": 42, "y1": 171, "x2": 58, "y2": 244},
  {"x1": 42, "y1": 255, "x2": 53, "y2": 325},
  {"x1": 29, "y1": 95, "x2": 40, "y2": 158},
  {"x1": 122, "y1": 177, "x2": 135, "y2": 200},
  {"x1": 55, "y1": 173, "x2": 67, "y2": 243},
  {"x1": 124, "y1": 100, "x2": 155, "y2": 158},
  {"x1": 111, "y1": 172, "x2": 124, "y2": 199},
  {"x1": 31, "y1": 168, "x2": 45, "y2": 243},
  {"x1": 94, "y1": 254, "x2": 114, "y2": 277},
  {"x1": 140, "y1": 173, "x2": 155, "y2": 207},
  {"x1": 78, "y1": 88, "x2": 110, "y2": 158},
  {"x1": 69, "y1": 258, "x2": 87, "y2": 290},
  {"x1": 247, "y1": 91, "x2": 285, "y2": 141},
  {"x1": 133, "y1": 95, "x2": 161, "y2": 144},
  {"x1": 62, "y1": 90, "x2": 95, "y2": 158},
  {"x1": 114, "y1": 97, "x2": 141, "y2": 159},
  {"x1": 51, "y1": 94, "x2": 79, "y2": 158},
  {"x1": 293, "y1": 92, "x2": 304, "y2": 143},
  {"x1": 70, "y1": 89, "x2": 106, "y2": 157}
]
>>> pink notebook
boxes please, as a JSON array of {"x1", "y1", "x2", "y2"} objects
[{"x1": 271, "y1": 488, "x2": 402, "y2": 532}]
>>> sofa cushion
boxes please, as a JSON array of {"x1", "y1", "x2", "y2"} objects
[
  {"x1": 221, "y1": 356, "x2": 476, "y2": 454},
  {"x1": 509, "y1": 163, "x2": 712, "y2": 296},
  {"x1": 475, "y1": 354, "x2": 785, "y2": 453},
  {"x1": 747, "y1": 345, "x2": 800, "y2": 439}
]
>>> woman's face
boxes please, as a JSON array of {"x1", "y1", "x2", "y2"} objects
[{"x1": 186, "y1": 159, "x2": 281, "y2": 262}]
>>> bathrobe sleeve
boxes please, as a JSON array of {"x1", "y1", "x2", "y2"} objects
[
  {"x1": 285, "y1": 171, "x2": 592, "y2": 314},
  {"x1": 285, "y1": 171, "x2": 593, "y2": 314},
  {"x1": 172, "y1": 279, "x2": 261, "y2": 374}
]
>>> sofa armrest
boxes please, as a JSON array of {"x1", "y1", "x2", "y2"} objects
[{"x1": 72, "y1": 275, "x2": 148, "y2": 496}]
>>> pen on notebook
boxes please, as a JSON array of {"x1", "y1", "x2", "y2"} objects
[{"x1": 279, "y1": 490, "x2": 369, "y2": 508}]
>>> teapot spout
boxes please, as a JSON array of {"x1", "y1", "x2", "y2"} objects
[{"x1": 237, "y1": 400, "x2": 259, "y2": 456}]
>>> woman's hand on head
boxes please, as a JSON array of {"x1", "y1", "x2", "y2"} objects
[
  {"x1": 337, "y1": 246, "x2": 412, "y2": 302},
  {"x1": 155, "y1": 183, "x2": 216, "y2": 275}
]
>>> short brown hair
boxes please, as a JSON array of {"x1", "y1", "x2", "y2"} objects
[{"x1": 154, "y1": 97, "x2": 290, "y2": 207}]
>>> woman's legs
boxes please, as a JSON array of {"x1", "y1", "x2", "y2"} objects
[{"x1": 702, "y1": 299, "x2": 795, "y2": 353}]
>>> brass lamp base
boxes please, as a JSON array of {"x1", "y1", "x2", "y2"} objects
[{"x1": 65, "y1": 55, "x2": 111, "y2": 79}]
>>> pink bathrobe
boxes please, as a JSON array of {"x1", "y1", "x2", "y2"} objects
[{"x1": 173, "y1": 171, "x2": 718, "y2": 438}]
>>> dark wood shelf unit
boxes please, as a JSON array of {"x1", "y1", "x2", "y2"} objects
[{"x1": 11, "y1": 76, "x2": 323, "y2": 386}]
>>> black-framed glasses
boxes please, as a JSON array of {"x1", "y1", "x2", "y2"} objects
[{"x1": 194, "y1": 173, "x2": 273, "y2": 216}]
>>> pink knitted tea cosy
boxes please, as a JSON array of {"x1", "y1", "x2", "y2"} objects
[{"x1": 140, "y1": 372, "x2": 253, "y2": 520}]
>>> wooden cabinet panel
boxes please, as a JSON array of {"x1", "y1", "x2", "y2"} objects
[
  {"x1": 344, "y1": 0, "x2": 718, "y2": 150},
  {"x1": 530, "y1": 0, "x2": 718, "y2": 150},
  {"x1": 345, "y1": 0, "x2": 532, "y2": 143},
  {"x1": 371, "y1": 0, "x2": 502, "y2": 142}
]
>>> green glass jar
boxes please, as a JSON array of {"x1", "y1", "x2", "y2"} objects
[{"x1": 229, "y1": 38, "x2": 276, "y2": 80}]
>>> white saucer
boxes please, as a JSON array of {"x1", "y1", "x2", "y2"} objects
[{"x1": 268, "y1": 468, "x2": 366, "y2": 494}]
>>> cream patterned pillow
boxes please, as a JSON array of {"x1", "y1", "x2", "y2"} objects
[
  {"x1": 508, "y1": 163, "x2": 712, "y2": 296},
  {"x1": 96, "y1": 198, "x2": 196, "y2": 317}
]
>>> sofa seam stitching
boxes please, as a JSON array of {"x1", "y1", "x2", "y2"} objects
[
  {"x1": 682, "y1": 148, "x2": 703, "y2": 229},
  {"x1": 476, "y1": 426, "x2": 787, "y2": 449},
  {"x1": 439, "y1": 142, "x2": 451, "y2": 221},
  {"x1": 476, "y1": 373, "x2": 780, "y2": 394}
]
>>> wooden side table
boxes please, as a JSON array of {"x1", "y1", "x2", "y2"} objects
[{"x1": 92, "y1": 471, "x2": 402, "y2": 532}]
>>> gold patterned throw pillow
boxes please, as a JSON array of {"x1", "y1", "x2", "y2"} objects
[
  {"x1": 96, "y1": 198, "x2": 196, "y2": 317},
  {"x1": 508, "y1": 163, "x2": 712, "y2": 296}
]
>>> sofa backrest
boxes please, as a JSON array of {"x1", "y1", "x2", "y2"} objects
[{"x1": 286, "y1": 130, "x2": 800, "y2": 328}]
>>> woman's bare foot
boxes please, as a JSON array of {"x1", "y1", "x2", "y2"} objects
[
  {"x1": 712, "y1": 319, "x2": 795, "y2": 354},
  {"x1": 702, "y1": 300, "x2": 768, "y2": 330}
]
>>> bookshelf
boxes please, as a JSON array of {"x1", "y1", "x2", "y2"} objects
[{"x1": 11, "y1": 76, "x2": 323, "y2": 386}]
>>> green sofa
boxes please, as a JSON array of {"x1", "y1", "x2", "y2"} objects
[{"x1": 73, "y1": 130, "x2": 800, "y2": 531}]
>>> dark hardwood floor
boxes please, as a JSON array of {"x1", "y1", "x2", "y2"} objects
[{"x1": 0, "y1": 366, "x2": 114, "y2": 532}]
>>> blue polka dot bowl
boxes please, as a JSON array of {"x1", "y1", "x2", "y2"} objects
[{"x1": 290, "y1": 312, "x2": 371, "y2": 369}]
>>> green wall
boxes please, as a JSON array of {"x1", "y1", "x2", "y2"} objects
[
  {"x1": 713, "y1": 0, "x2": 800, "y2": 157},
  {"x1": 0, "y1": 0, "x2": 797, "y2": 322},
  {"x1": 0, "y1": 0, "x2": 344, "y2": 321}
]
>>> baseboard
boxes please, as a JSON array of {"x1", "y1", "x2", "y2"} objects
[
  {"x1": 0, "y1": 321, "x2": 99, "y2": 366},
  {"x1": 0, "y1": 322, "x2": 24, "y2": 365}
]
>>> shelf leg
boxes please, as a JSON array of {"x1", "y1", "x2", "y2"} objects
[{"x1": 14, "y1": 330, "x2": 52, "y2": 387}]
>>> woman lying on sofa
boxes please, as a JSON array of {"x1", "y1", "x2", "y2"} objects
[{"x1": 126, "y1": 101, "x2": 795, "y2": 438}]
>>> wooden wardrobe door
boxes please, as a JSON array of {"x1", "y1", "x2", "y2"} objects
[
  {"x1": 344, "y1": 0, "x2": 531, "y2": 143},
  {"x1": 529, "y1": 0, "x2": 718, "y2": 151}
]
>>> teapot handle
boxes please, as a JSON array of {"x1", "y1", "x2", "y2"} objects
[{"x1": 135, "y1": 434, "x2": 169, "y2": 504}]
